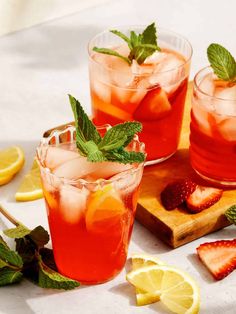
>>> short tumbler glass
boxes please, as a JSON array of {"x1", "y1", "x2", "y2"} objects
[
  {"x1": 88, "y1": 26, "x2": 192, "y2": 164},
  {"x1": 37, "y1": 125, "x2": 145, "y2": 284},
  {"x1": 190, "y1": 66, "x2": 236, "y2": 186}
]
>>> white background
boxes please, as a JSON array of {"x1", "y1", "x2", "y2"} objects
[{"x1": 0, "y1": 1, "x2": 236, "y2": 313}]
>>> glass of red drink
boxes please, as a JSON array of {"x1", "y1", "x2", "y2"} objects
[
  {"x1": 190, "y1": 66, "x2": 236, "y2": 186},
  {"x1": 88, "y1": 26, "x2": 192, "y2": 164},
  {"x1": 37, "y1": 125, "x2": 145, "y2": 284}
]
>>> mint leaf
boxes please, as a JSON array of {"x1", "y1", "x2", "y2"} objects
[
  {"x1": 0, "y1": 243, "x2": 23, "y2": 268},
  {"x1": 0, "y1": 268, "x2": 23, "y2": 286},
  {"x1": 15, "y1": 237, "x2": 36, "y2": 264},
  {"x1": 141, "y1": 22, "x2": 157, "y2": 46},
  {"x1": 105, "y1": 149, "x2": 145, "y2": 164},
  {"x1": 207, "y1": 43, "x2": 236, "y2": 82},
  {"x1": 0, "y1": 235, "x2": 9, "y2": 249},
  {"x1": 110, "y1": 30, "x2": 131, "y2": 47},
  {"x1": 4, "y1": 224, "x2": 31, "y2": 239},
  {"x1": 98, "y1": 122, "x2": 142, "y2": 151},
  {"x1": 93, "y1": 22, "x2": 160, "y2": 65},
  {"x1": 225, "y1": 205, "x2": 236, "y2": 225},
  {"x1": 69, "y1": 95, "x2": 102, "y2": 156},
  {"x1": 93, "y1": 47, "x2": 131, "y2": 65},
  {"x1": 29, "y1": 226, "x2": 49, "y2": 249},
  {"x1": 38, "y1": 256, "x2": 80, "y2": 290},
  {"x1": 40, "y1": 248, "x2": 57, "y2": 271}
]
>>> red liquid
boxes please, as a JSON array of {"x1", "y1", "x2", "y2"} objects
[
  {"x1": 42, "y1": 183, "x2": 139, "y2": 284},
  {"x1": 90, "y1": 48, "x2": 189, "y2": 162},
  {"x1": 190, "y1": 111, "x2": 236, "y2": 183}
]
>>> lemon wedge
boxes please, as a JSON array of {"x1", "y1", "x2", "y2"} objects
[
  {"x1": 0, "y1": 146, "x2": 24, "y2": 177},
  {"x1": 15, "y1": 159, "x2": 43, "y2": 201},
  {"x1": 0, "y1": 174, "x2": 14, "y2": 186},
  {"x1": 131, "y1": 254, "x2": 165, "y2": 306},
  {"x1": 127, "y1": 264, "x2": 200, "y2": 314}
]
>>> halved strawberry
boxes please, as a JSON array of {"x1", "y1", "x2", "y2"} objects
[
  {"x1": 186, "y1": 186, "x2": 223, "y2": 213},
  {"x1": 133, "y1": 86, "x2": 171, "y2": 121},
  {"x1": 161, "y1": 179, "x2": 197, "y2": 211},
  {"x1": 197, "y1": 239, "x2": 236, "y2": 280}
]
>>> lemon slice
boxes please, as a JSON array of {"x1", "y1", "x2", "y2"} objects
[
  {"x1": 127, "y1": 265, "x2": 200, "y2": 314},
  {"x1": 0, "y1": 174, "x2": 14, "y2": 186},
  {"x1": 131, "y1": 254, "x2": 165, "y2": 306},
  {"x1": 86, "y1": 185, "x2": 126, "y2": 232},
  {"x1": 0, "y1": 146, "x2": 24, "y2": 177},
  {"x1": 15, "y1": 159, "x2": 43, "y2": 201}
]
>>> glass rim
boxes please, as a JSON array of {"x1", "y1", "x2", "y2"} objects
[
  {"x1": 36, "y1": 125, "x2": 146, "y2": 187},
  {"x1": 87, "y1": 26, "x2": 193, "y2": 76},
  {"x1": 194, "y1": 66, "x2": 236, "y2": 102}
]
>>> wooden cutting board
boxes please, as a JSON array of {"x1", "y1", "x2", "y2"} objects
[{"x1": 136, "y1": 83, "x2": 235, "y2": 248}]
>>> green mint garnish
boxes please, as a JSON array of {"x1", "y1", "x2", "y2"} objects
[
  {"x1": 0, "y1": 205, "x2": 80, "y2": 290},
  {"x1": 93, "y1": 22, "x2": 161, "y2": 65},
  {"x1": 207, "y1": 43, "x2": 236, "y2": 82},
  {"x1": 225, "y1": 205, "x2": 236, "y2": 225},
  {"x1": 69, "y1": 95, "x2": 145, "y2": 164}
]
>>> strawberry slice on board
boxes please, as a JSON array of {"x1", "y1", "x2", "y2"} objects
[
  {"x1": 186, "y1": 186, "x2": 223, "y2": 213},
  {"x1": 161, "y1": 178, "x2": 197, "y2": 211},
  {"x1": 133, "y1": 86, "x2": 172, "y2": 121},
  {"x1": 197, "y1": 239, "x2": 236, "y2": 280}
]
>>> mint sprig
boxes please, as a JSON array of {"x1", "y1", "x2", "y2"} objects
[
  {"x1": 69, "y1": 95, "x2": 145, "y2": 164},
  {"x1": 207, "y1": 43, "x2": 236, "y2": 82},
  {"x1": 225, "y1": 205, "x2": 236, "y2": 225},
  {"x1": 0, "y1": 205, "x2": 80, "y2": 290},
  {"x1": 93, "y1": 22, "x2": 160, "y2": 65}
]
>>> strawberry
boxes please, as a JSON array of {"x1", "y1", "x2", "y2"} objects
[
  {"x1": 161, "y1": 179, "x2": 197, "y2": 211},
  {"x1": 133, "y1": 86, "x2": 171, "y2": 121},
  {"x1": 197, "y1": 239, "x2": 236, "y2": 280},
  {"x1": 186, "y1": 186, "x2": 223, "y2": 213}
]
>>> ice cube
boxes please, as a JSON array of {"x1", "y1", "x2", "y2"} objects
[
  {"x1": 90, "y1": 53, "x2": 112, "y2": 103},
  {"x1": 199, "y1": 73, "x2": 215, "y2": 97},
  {"x1": 217, "y1": 117, "x2": 236, "y2": 141},
  {"x1": 144, "y1": 51, "x2": 167, "y2": 65},
  {"x1": 90, "y1": 162, "x2": 133, "y2": 180},
  {"x1": 213, "y1": 84, "x2": 236, "y2": 115},
  {"x1": 149, "y1": 52, "x2": 185, "y2": 94},
  {"x1": 53, "y1": 156, "x2": 97, "y2": 180},
  {"x1": 111, "y1": 168, "x2": 140, "y2": 196},
  {"x1": 59, "y1": 185, "x2": 89, "y2": 223},
  {"x1": 44, "y1": 146, "x2": 79, "y2": 170},
  {"x1": 192, "y1": 101, "x2": 212, "y2": 136}
]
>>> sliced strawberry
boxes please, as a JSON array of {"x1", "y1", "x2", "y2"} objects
[
  {"x1": 186, "y1": 186, "x2": 223, "y2": 213},
  {"x1": 197, "y1": 239, "x2": 236, "y2": 280},
  {"x1": 133, "y1": 86, "x2": 171, "y2": 121},
  {"x1": 161, "y1": 179, "x2": 197, "y2": 211}
]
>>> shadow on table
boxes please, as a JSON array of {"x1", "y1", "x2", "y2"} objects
[
  {"x1": 131, "y1": 220, "x2": 171, "y2": 255},
  {"x1": 1, "y1": 23, "x2": 104, "y2": 71}
]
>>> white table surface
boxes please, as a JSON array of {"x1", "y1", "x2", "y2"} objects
[{"x1": 0, "y1": 1, "x2": 236, "y2": 313}]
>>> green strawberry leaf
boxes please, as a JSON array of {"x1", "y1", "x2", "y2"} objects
[
  {"x1": 207, "y1": 43, "x2": 236, "y2": 82},
  {"x1": 0, "y1": 268, "x2": 23, "y2": 286},
  {"x1": 225, "y1": 205, "x2": 236, "y2": 225}
]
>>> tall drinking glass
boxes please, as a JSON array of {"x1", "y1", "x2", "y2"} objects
[
  {"x1": 37, "y1": 125, "x2": 145, "y2": 284},
  {"x1": 190, "y1": 66, "x2": 236, "y2": 186},
  {"x1": 88, "y1": 26, "x2": 192, "y2": 164}
]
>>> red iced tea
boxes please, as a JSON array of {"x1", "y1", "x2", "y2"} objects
[
  {"x1": 37, "y1": 126, "x2": 145, "y2": 284},
  {"x1": 190, "y1": 67, "x2": 236, "y2": 186},
  {"x1": 89, "y1": 28, "x2": 192, "y2": 164}
]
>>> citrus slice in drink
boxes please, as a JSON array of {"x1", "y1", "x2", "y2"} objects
[
  {"x1": 131, "y1": 254, "x2": 165, "y2": 306},
  {"x1": 15, "y1": 159, "x2": 43, "y2": 201},
  {"x1": 86, "y1": 185, "x2": 126, "y2": 232},
  {"x1": 0, "y1": 146, "x2": 25, "y2": 177},
  {"x1": 127, "y1": 264, "x2": 200, "y2": 314}
]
